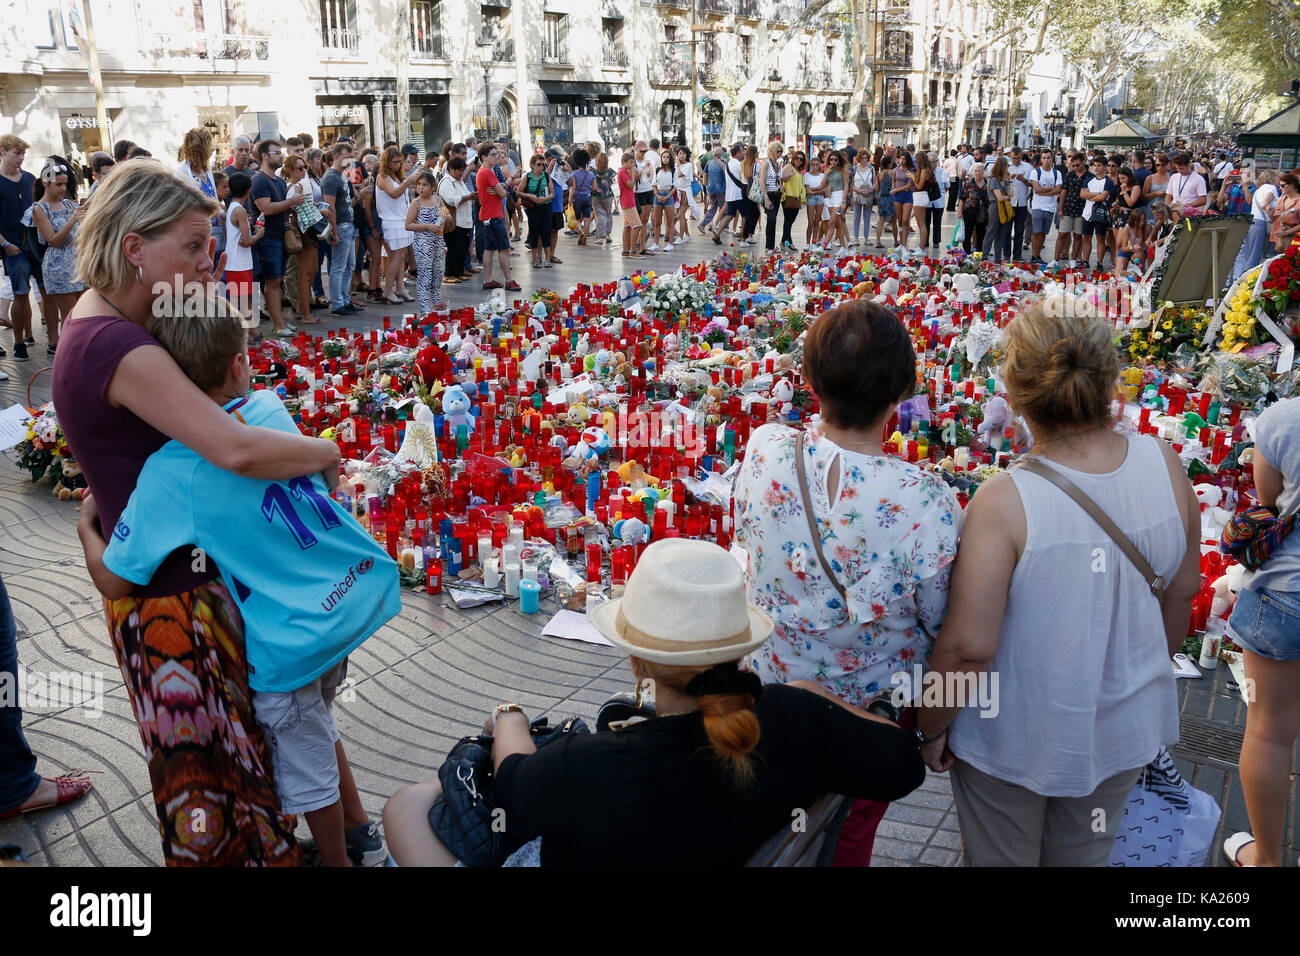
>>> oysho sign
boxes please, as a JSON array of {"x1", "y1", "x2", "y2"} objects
[{"x1": 65, "y1": 115, "x2": 111, "y2": 130}]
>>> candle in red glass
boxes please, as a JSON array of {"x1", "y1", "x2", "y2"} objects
[{"x1": 586, "y1": 543, "x2": 602, "y2": 583}]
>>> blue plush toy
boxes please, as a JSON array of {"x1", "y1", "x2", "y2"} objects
[{"x1": 442, "y1": 384, "x2": 475, "y2": 434}]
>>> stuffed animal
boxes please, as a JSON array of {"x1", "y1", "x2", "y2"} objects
[
  {"x1": 613, "y1": 516, "x2": 649, "y2": 546},
  {"x1": 771, "y1": 378, "x2": 795, "y2": 418},
  {"x1": 976, "y1": 394, "x2": 1015, "y2": 444},
  {"x1": 441, "y1": 384, "x2": 475, "y2": 434},
  {"x1": 1209, "y1": 563, "x2": 1245, "y2": 619},
  {"x1": 412, "y1": 342, "x2": 453, "y2": 388},
  {"x1": 54, "y1": 459, "x2": 88, "y2": 501}
]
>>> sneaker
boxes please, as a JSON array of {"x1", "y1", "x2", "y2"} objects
[
  {"x1": 331, "y1": 307, "x2": 355, "y2": 316},
  {"x1": 648, "y1": 243, "x2": 659, "y2": 252},
  {"x1": 46, "y1": 344, "x2": 56, "y2": 356},
  {"x1": 345, "y1": 819, "x2": 388, "y2": 868},
  {"x1": 24, "y1": 335, "x2": 35, "y2": 345},
  {"x1": 0, "y1": 369, "x2": 7, "y2": 381},
  {"x1": 344, "y1": 303, "x2": 365, "y2": 315},
  {"x1": 663, "y1": 243, "x2": 673, "y2": 252},
  {"x1": 679, "y1": 234, "x2": 691, "y2": 243},
  {"x1": 13, "y1": 342, "x2": 28, "y2": 362},
  {"x1": 564, "y1": 229, "x2": 579, "y2": 237},
  {"x1": 543, "y1": 259, "x2": 552, "y2": 268},
  {"x1": 504, "y1": 280, "x2": 522, "y2": 291},
  {"x1": 482, "y1": 280, "x2": 503, "y2": 290}
]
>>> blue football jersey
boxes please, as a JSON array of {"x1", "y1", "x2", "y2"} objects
[{"x1": 104, "y1": 391, "x2": 400, "y2": 692}]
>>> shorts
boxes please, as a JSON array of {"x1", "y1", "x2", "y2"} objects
[
  {"x1": 726, "y1": 199, "x2": 745, "y2": 216},
  {"x1": 621, "y1": 204, "x2": 641, "y2": 228},
  {"x1": 1031, "y1": 209, "x2": 1055, "y2": 234},
  {"x1": 913, "y1": 192, "x2": 931, "y2": 209},
  {"x1": 551, "y1": 211, "x2": 565, "y2": 232},
  {"x1": 653, "y1": 195, "x2": 675, "y2": 208},
  {"x1": 573, "y1": 199, "x2": 592, "y2": 219},
  {"x1": 827, "y1": 190, "x2": 844, "y2": 210},
  {"x1": 480, "y1": 216, "x2": 509, "y2": 251},
  {"x1": 257, "y1": 236, "x2": 286, "y2": 280},
  {"x1": 635, "y1": 191, "x2": 653, "y2": 212},
  {"x1": 252, "y1": 659, "x2": 349, "y2": 814},
  {"x1": 1228, "y1": 585, "x2": 1300, "y2": 660},
  {"x1": 224, "y1": 269, "x2": 254, "y2": 312},
  {"x1": 1057, "y1": 214, "x2": 1083, "y2": 235},
  {"x1": 894, "y1": 191, "x2": 912, "y2": 206},
  {"x1": 1082, "y1": 218, "x2": 1108, "y2": 237},
  {"x1": 383, "y1": 222, "x2": 413, "y2": 251},
  {"x1": 2, "y1": 252, "x2": 32, "y2": 296}
]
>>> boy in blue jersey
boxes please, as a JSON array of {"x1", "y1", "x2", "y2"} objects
[{"x1": 84, "y1": 293, "x2": 400, "y2": 867}]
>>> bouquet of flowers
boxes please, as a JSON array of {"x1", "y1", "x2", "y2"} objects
[
  {"x1": 641, "y1": 272, "x2": 715, "y2": 318},
  {"x1": 14, "y1": 403, "x2": 69, "y2": 483},
  {"x1": 1122, "y1": 303, "x2": 1208, "y2": 365},
  {"x1": 322, "y1": 337, "x2": 352, "y2": 360}
]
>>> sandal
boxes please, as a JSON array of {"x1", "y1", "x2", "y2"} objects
[
  {"x1": 1223, "y1": 832, "x2": 1256, "y2": 867},
  {"x1": 0, "y1": 771, "x2": 94, "y2": 821}
]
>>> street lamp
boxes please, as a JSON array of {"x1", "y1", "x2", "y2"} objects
[
  {"x1": 1045, "y1": 107, "x2": 1065, "y2": 146},
  {"x1": 476, "y1": 37, "x2": 495, "y2": 142}
]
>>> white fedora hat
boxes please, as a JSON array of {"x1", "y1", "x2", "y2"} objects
[{"x1": 590, "y1": 539, "x2": 773, "y2": 666}]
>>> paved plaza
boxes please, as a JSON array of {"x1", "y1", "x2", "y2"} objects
[{"x1": 0, "y1": 224, "x2": 1292, "y2": 867}]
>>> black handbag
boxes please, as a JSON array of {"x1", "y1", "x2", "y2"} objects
[{"x1": 428, "y1": 715, "x2": 589, "y2": 866}]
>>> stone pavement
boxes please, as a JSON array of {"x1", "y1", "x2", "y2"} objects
[{"x1": 2, "y1": 211, "x2": 1287, "y2": 868}]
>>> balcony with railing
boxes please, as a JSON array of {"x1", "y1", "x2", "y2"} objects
[
  {"x1": 939, "y1": 58, "x2": 958, "y2": 73},
  {"x1": 700, "y1": 0, "x2": 733, "y2": 14},
  {"x1": 873, "y1": 50, "x2": 909, "y2": 67},
  {"x1": 410, "y1": 1, "x2": 444, "y2": 58},
  {"x1": 883, "y1": 104, "x2": 922, "y2": 117},
  {"x1": 736, "y1": 0, "x2": 760, "y2": 17},
  {"x1": 768, "y1": 0, "x2": 802, "y2": 21},
  {"x1": 650, "y1": 59, "x2": 691, "y2": 85},
  {"x1": 147, "y1": 33, "x2": 270, "y2": 63},
  {"x1": 602, "y1": 44, "x2": 630, "y2": 68},
  {"x1": 321, "y1": 26, "x2": 359, "y2": 55},
  {"x1": 479, "y1": 36, "x2": 515, "y2": 62},
  {"x1": 977, "y1": 63, "x2": 996, "y2": 76},
  {"x1": 650, "y1": 0, "x2": 690, "y2": 7}
]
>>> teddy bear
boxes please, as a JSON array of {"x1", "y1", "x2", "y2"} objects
[
  {"x1": 771, "y1": 378, "x2": 795, "y2": 418},
  {"x1": 441, "y1": 384, "x2": 475, "y2": 434},
  {"x1": 54, "y1": 459, "x2": 88, "y2": 501}
]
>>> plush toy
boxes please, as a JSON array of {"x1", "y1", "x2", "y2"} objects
[
  {"x1": 613, "y1": 516, "x2": 649, "y2": 546},
  {"x1": 771, "y1": 378, "x2": 795, "y2": 418},
  {"x1": 976, "y1": 394, "x2": 1015, "y2": 444},
  {"x1": 852, "y1": 281, "x2": 874, "y2": 299},
  {"x1": 412, "y1": 342, "x2": 453, "y2": 388},
  {"x1": 441, "y1": 384, "x2": 475, "y2": 434},
  {"x1": 1209, "y1": 563, "x2": 1245, "y2": 619},
  {"x1": 54, "y1": 459, "x2": 88, "y2": 501}
]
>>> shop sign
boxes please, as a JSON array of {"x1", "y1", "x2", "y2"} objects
[
  {"x1": 65, "y1": 115, "x2": 112, "y2": 130},
  {"x1": 318, "y1": 104, "x2": 367, "y2": 121},
  {"x1": 535, "y1": 105, "x2": 630, "y2": 118}
]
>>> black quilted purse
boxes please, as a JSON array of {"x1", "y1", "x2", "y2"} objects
[{"x1": 428, "y1": 715, "x2": 589, "y2": 866}]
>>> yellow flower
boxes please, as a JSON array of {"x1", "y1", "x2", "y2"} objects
[{"x1": 1162, "y1": 320, "x2": 1173, "y2": 330}]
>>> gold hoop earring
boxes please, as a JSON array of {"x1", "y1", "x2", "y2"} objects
[{"x1": 633, "y1": 677, "x2": 653, "y2": 710}]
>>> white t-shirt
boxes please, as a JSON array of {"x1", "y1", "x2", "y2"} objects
[
  {"x1": 1213, "y1": 160, "x2": 1233, "y2": 182},
  {"x1": 674, "y1": 161, "x2": 693, "y2": 191},
  {"x1": 439, "y1": 174, "x2": 473, "y2": 229},
  {"x1": 1081, "y1": 175, "x2": 1111, "y2": 221},
  {"x1": 725, "y1": 157, "x2": 744, "y2": 202},
  {"x1": 1166, "y1": 171, "x2": 1207, "y2": 208},
  {"x1": 803, "y1": 170, "x2": 825, "y2": 199},
  {"x1": 959, "y1": 153, "x2": 975, "y2": 175},
  {"x1": 1007, "y1": 161, "x2": 1035, "y2": 206},
  {"x1": 1029, "y1": 166, "x2": 1062, "y2": 212},
  {"x1": 1251, "y1": 182, "x2": 1279, "y2": 223},
  {"x1": 224, "y1": 202, "x2": 252, "y2": 272}
]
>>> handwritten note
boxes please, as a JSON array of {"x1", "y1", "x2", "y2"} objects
[
  {"x1": 541, "y1": 609, "x2": 615, "y2": 648},
  {"x1": 0, "y1": 404, "x2": 32, "y2": 451}
]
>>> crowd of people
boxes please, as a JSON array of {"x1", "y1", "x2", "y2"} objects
[{"x1": 0, "y1": 123, "x2": 1297, "y2": 870}]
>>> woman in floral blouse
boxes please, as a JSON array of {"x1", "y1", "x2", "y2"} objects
[{"x1": 734, "y1": 299, "x2": 962, "y2": 865}]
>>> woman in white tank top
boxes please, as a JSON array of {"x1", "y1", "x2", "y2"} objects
[{"x1": 915, "y1": 303, "x2": 1201, "y2": 867}]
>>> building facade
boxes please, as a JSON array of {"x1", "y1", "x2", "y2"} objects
[{"x1": 1, "y1": 0, "x2": 1084, "y2": 165}]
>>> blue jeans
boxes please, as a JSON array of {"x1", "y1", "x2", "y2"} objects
[
  {"x1": 314, "y1": 240, "x2": 328, "y2": 298},
  {"x1": 0, "y1": 575, "x2": 40, "y2": 814},
  {"x1": 328, "y1": 221, "x2": 356, "y2": 310},
  {"x1": 1229, "y1": 218, "x2": 1269, "y2": 286}
]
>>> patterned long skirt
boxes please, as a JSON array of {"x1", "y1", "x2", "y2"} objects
[{"x1": 104, "y1": 580, "x2": 298, "y2": 866}]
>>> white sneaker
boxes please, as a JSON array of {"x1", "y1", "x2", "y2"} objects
[
  {"x1": 746, "y1": 237, "x2": 758, "y2": 245},
  {"x1": 648, "y1": 243, "x2": 660, "y2": 252},
  {"x1": 0, "y1": 369, "x2": 8, "y2": 381},
  {"x1": 681, "y1": 234, "x2": 691, "y2": 243},
  {"x1": 663, "y1": 243, "x2": 674, "y2": 252}
]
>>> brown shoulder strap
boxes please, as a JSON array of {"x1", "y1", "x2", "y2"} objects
[
  {"x1": 794, "y1": 430, "x2": 847, "y2": 600},
  {"x1": 1018, "y1": 458, "x2": 1166, "y2": 602}
]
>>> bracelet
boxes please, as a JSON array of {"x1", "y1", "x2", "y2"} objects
[{"x1": 913, "y1": 725, "x2": 946, "y2": 746}]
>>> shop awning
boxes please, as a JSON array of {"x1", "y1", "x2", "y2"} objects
[
  {"x1": 1237, "y1": 101, "x2": 1300, "y2": 149},
  {"x1": 312, "y1": 77, "x2": 449, "y2": 96},
  {"x1": 1085, "y1": 116, "x2": 1158, "y2": 146},
  {"x1": 537, "y1": 80, "x2": 631, "y2": 98}
]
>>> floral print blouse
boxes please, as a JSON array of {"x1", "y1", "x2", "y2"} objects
[{"x1": 734, "y1": 423, "x2": 962, "y2": 707}]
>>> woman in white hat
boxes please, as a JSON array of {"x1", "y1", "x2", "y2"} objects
[{"x1": 382, "y1": 538, "x2": 923, "y2": 866}]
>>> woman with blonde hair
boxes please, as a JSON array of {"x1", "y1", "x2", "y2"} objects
[
  {"x1": 54, "y1": 159, "x2": 341, "y2": 865},
  {"x1": 382, "y1": 539, "x2": 924, "y2": 866},
  {"x1": 760, "y1": 140, "x2": 784, "y2": 250},
  {"x1": 916, "y1": 302, "x2": 1201, "y2": 866},
  {"x1": 174, "y1": 127, "x2": 221, "y2": 250}
]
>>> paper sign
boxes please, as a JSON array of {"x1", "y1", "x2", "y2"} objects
[
  {"x1": 0, "y1": 404, "x2": 32, "y2": 451},
  {"x1": 541, "y1": 609, "x2": 615, "y2": 648}
]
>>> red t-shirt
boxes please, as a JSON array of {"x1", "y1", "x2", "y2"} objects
[
  {"x1": 617, "y1": 167, "x2": 636, "y2": 209},
  {"x1": 476, "y1": 166, "x2": 504, "y2": 221}
]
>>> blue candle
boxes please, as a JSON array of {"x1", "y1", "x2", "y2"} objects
[
  {"x1": 586, "y1": 471, "x2": 601, "y2": 515},
  {"x1": 519, "y1": 579, "x2": 541, "y2": 614}
]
